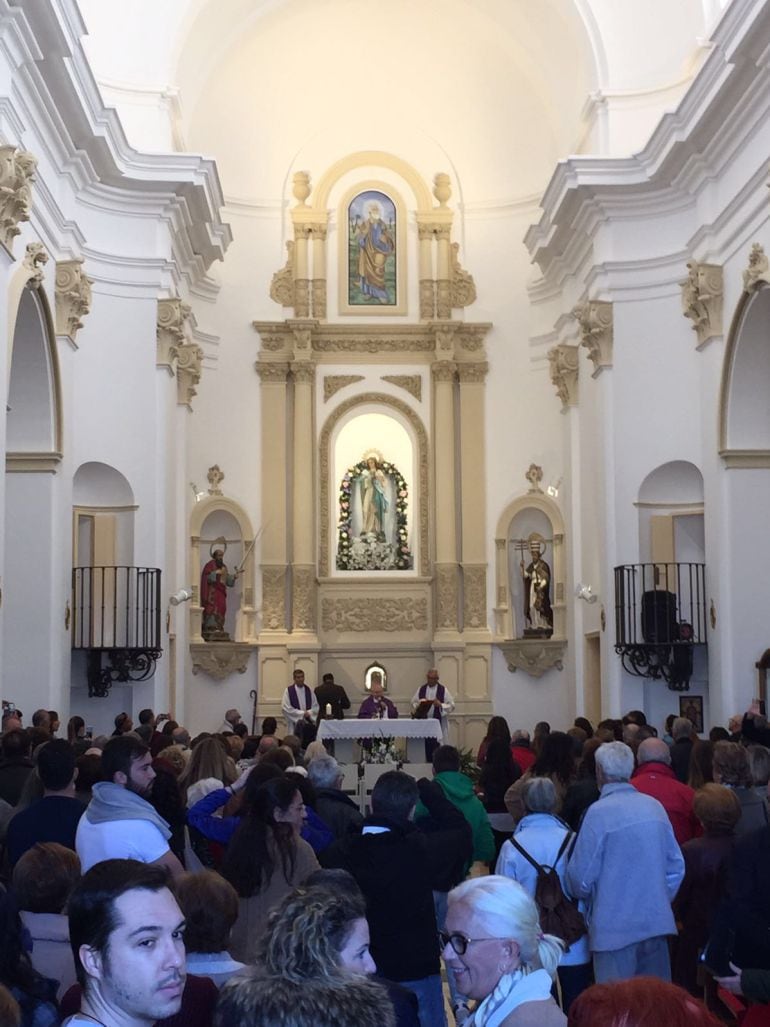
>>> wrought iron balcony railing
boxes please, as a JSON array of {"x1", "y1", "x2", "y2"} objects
[
  {"x1": 72, "y1": 566, "x2": 162, "y2": 697},
  {"x1": 614, "y1": 562, "x2": 707, "y2": 691}
]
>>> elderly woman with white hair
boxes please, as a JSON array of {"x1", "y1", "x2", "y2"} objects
[{"x1": 442, "y1": 875, "x2": 566, "y2": 1026}]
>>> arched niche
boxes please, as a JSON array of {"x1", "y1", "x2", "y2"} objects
[
  {"x1": 72, "y1": 462, "x2": 136, "y2": 568},
  {"x1": 6, "y1": 281, "x2": 62, "y2": 471},
  {"x1": 188, "y1": 496, "x2": 256, "y2": 643},
  {"x1": 311, "y1": 150, "x2": 433, "y2": 211},
  {"x1": 319, "y1": 393, "x2": 428, "y2": 577},
  {"x1": 493, "y1": 493, "x2": 566, "y2": 641},
  {"x1": 719, "y1": 284, "x2": 770, "y2": 466},
  {"x1": 636, "y1": 460, "x2": 704, "y2": 568}
]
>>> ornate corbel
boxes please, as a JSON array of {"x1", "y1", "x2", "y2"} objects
[
  {"x1": 269, "y1": 240, "x2": 295, "y2": 310},
  {"x1": 450, "y1": 242, "x2": 477, "y2": 308},
  {"x1": 742, "y1": 243, "x2": 770, "y2": 292},
  {"x1": 497, "y1": 639, "x2": 567, "y2": 678},
  {"x1": 572, "y1": 299, "x2": 613, "y2": 376},
  {"x1": 681, "y1": 261, "x2": 723, "y2": 348},
  {"x1": 548, "y1": 344, "x2": 579, "y2": 408},
  {"x1": 157, "y1": 297, "x2": 191, "y2": 369},
  {"x1": 23, "y1": 243, "x2": 48, "y2": 289},
  {"x1": 55, "y1": 259, "x2": 93, "y2": 342},
  {"x1": 176, "y1": 341, "x2": 203, "y2": 408},
  {"x1": 0, "y1": 146, "x2": 36, "y2": 252}
]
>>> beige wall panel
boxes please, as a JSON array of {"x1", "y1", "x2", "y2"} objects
[
  {"x1": 260, "y1": 653, "x2": 290, "y2": 701},
  {"x1": 464, "y1": 651, "x2": 490, "y2": 699}
]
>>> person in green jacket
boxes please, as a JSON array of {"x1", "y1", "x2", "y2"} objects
[{"x1": 415, "y1": 745, "x2": 495, "y2": 1025}]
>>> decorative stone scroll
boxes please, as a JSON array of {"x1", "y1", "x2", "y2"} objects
[
  {"x1": 269, "y1": 241, "x2": 295, "y2": 308},
  {"x1": 450, "y1": 243, "x2": 477, "y2": 308},
  {"x1": 176, "y1": 341, "x2": 203, "y2": 407},
  {"x1": 190, "y1": 641, "x2": 255, "y2": 680},
  {"x1": 55, "y1": 259, "x2": 93, "y2": 342},
  {"x1": 23, "y1": 243, "x2": 48, "y2": 289},
  {"x1": 207, "y1": 465, "x2": 224, "y2": 495},
  {"x1": 324, "y1": 375, "x2": 364, "y2": 401},
  {"x1": 0, "y1": 146, "x2": 36, "y2": 251},
  {"x1": 742, "y1": 243, "x2": 770, "y2": 292},
  {"x1": 381, "y1": 375, "x2": 422, "y2": 401},
  {"x1": 157, "y1": 297, "x2": 191, "y2": 368},
  {"x1": 498, "y1": 639, "x2": 567, "y2": 678},
  {"x1": 548, "y1": 344, "x2": 579, "y2": 408},
  {"x1": 681, "y1": 262, "x2": 723, "y2": 348},
  {"x1": 321, "y1": 596, "x2": 428, "y2": 633},
  {"x1": 572, "y1": 299, "x2": 613, "y2": 376}
]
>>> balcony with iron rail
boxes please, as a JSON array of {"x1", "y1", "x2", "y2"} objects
[
  {"x1": 72, "y1": 566, "x2": 163, "y2": 697},
  {"x1": 614, "y1": 562, "x2": 707, "y2": 691}
]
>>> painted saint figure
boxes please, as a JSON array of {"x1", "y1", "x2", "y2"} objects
[
  {"x1": 520, "y1": 538, "x2": 553, "y2": 636},
  {"x1": 356, "y1": 201, "x2": 394, "y2": 303},
  {"x1": 200, "y1": 546, "x2": 241, "y2": 641},
  {"x1": 360, "y1": 455, "x2": 389, "y2": 539}
]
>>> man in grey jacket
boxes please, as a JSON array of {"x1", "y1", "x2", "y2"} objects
[{"x1": 566, "y1": 741, "x2": 684, "y2": 983}]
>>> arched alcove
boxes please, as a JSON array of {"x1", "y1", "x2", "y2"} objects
[
  {"x1": 720, "y1": 284, "x2": 770, "y2": 465},
  {"x1": 72, "y1": 461, "x2": 136, "y2": 568},
  {"x1": 636, "y1": 459, "x2": 705, "y2": 586},
  {"x1": 188, "y1": 495, "x2": 256, "y2": 645},
  {"x1": 493, "y1": 493, "x2": 566, "y2": 642},
  {"x1": 319, "y1": 393, "x2": 428, "y2": 577}
]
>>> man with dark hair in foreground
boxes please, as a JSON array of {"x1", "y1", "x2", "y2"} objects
[{"x1": 64, "y1": 859, "x2": 186, "y2": 1026}]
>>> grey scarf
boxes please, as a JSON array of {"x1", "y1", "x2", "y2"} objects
[{"x1": 86, "y1": 781, "x2": 171, "y2": 840}]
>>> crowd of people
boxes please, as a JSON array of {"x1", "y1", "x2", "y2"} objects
[{"x1": 0, "y1": 696, "x2": 767, "y2": 1026}]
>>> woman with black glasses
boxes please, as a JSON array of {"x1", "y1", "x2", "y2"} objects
[{"x1": 441, "y1": 876, "x2": 566, "y2": 1025}]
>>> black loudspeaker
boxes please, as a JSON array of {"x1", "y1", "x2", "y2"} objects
[{"x1": 641, "y1": 590, "x2": 677, "y2": 644}]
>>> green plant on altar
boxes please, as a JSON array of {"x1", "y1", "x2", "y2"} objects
[{"x1": 458, "y1": 747, "x2": 481, "y2": 785}]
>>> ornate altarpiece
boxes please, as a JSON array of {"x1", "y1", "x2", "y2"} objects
[{"x1": 253, "y1": 155, "x2": 493, "y2": 748}]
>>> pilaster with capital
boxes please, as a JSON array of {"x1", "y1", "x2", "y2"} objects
[
  {"x1": 432, "y1": 358, "x2": 458, "y2": 631},
  {"x1": 548, "y1": 344, "x2": 579, "y2": 409},
  {"x1": 0, "y1": 146, "x2": 36, "y2": 252},
  {"x1": 681, "y1": 262, "x2": 723, "y2": 349},
  {"x1": 257, "y1": 361, "x2": 289, "y2": 619},
  {"x1": 292, "y1": 346, "x2": 316, "y2": 636},
  {"x1": 458, "y1": 361, "x2": 488, "y2": 632},
  {"x1": 572, "y1": 300, "x2": 613, "y2": 377},
  {"x1": 55, "y1": 259, "x2": 93, "y2": 342},
  {"x1": 310, "y1": 222, "x2": 327, "y2": 319},
  {"x1": 435, "y1": 222, "x2": 453, "y2": 319}
]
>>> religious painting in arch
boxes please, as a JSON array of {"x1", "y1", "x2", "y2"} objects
[
  {"x1": 337, "y1": 449, "x2": 413, "y2": 571},
  {"x1": 347, "y1": 190, "x2": 397, "y2": 307}
]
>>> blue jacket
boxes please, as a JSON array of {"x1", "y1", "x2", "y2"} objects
[{"x1": 565, "y1": 781, "x2": 684, "y2": 952}]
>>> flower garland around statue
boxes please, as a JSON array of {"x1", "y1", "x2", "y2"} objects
[{"x1": 337, "y1": 457, "x2": 413, "y2": 570}]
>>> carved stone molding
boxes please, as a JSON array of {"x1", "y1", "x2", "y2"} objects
[
  {"x1": 294, "y1": 280, "x2": 310, "y2": 318},
  {"x1": 420, "y1": 279, "x2": 435, "y2": 320},
  {"x1": 207, "y1": 465, "x2": 224, "y2": 495},
  {"x1": 311, "y1": 279, "x2": 326, "y2": 319},
  {"x1": 525, "y1": 464, "x2": 543, "y2": 493},
  {"x1": 572, "y1": 299, "x2": 613, "y2": 376},
  {"x1": 269, "y1": 241, "x2": 295, "y2": 309},
  {"x1": 190, "y1": 642, "x2": 256, "y2": 680},
  {"x1": 450, "y1": 243, "x2": 477, "y2": 308},
  {"x1": 463, "y1": 565, "x2": 487, "y2": 630},
  {"x1": 431, "y1": 360, "x2": 457, "y2": 383},
  {"x1": 255, "y1": 361, "x2": 290, "y2": 383},
  {"x1": 0, "y1": 146, "x2": 36, "y2": 252},
  {"x1": 496, "y1": 639, "x2": 567, "y2": 678},
  {"x1": 176, "y1": 341, "x2": 203, "y2": 407},
  {"x1": 742, "y1": 243, "x2": 770, "y2": 292},
  {"x1": 435, "y1": 564, "x2": 459, "y2": 629},
  {"x1": 55, "y1": 259, "x2": 93, "y2": 342},
  {"x1": 681, "y1": 261, "x2": 723, "y2": 348},
  {"x1": 23, "y1": 243, "x2": 48, "y2": 289},
  {"x1": 292, "y1": 566, "x2": 316, "y2": 631},
  {"x1": 381, "y1": 375, "x2": 422, "y2": 401},
  {"x1": 323, "y1": 374, "x2": 364, "y2": 401},
  {"x1": 436, "y1": 280, "x2": 452, "y2": 319},
  {"x1": 457, "y1": 361, "x2": 489, "y2": 383},
  {"x1": 157, "y1": 297, "x2": 191, "y2": 369},
  {"x1": 253, "y1": 320, "x2": 491, "y2": 357},
  {"x1": 548, "y1": 344, "x2": 579, "y2": 408},
  {"x1": 319, "y1": 393, "x2": 430, "y2": 576},
  {"x1": 261, "y1": 566, "x2": 287, "y2": 631},
  {"x1": 321, "y1": 596, "x2": 428, "y2": 632},
  {"x1": 292, "y1": 362, "x2": 316, "y2": 384}
]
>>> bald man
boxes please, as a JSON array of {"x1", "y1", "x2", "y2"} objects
[{"x1": 630, "y1": 737, "x2": 699, "y2": 845}]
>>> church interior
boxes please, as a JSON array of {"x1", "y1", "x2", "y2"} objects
[{"x1": 2, "y1": 0, "x2": 769, "y2": 746}]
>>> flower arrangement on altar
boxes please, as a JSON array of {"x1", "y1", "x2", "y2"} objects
[
  {"x1": 336, "y1": 455, "x2": 413, "y2": 571},
  {"x1": 361, "y1": 737, "x2": 403, "y2": 764}
]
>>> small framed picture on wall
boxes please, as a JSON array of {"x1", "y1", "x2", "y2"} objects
[{"x1": 679, "y1": 695, "x2": 704, "y2": 734}]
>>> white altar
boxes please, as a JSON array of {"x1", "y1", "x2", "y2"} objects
[{"x1": 317, "y1": 717, "x2": 443, "y2": 762}]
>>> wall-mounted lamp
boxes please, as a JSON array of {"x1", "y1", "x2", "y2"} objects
[
  {"x1": 190, "y1": 482, "x2": 206, "y2": 503},
  {"x1": 575, "y1": 583, "x2": 598, "y2": 604},
  {"x1": 169, "y1": 588, "x2": 193, "y2": 606},
  {"x1": 546, "y1": 476, "x2": 563, "y2": 498}
]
